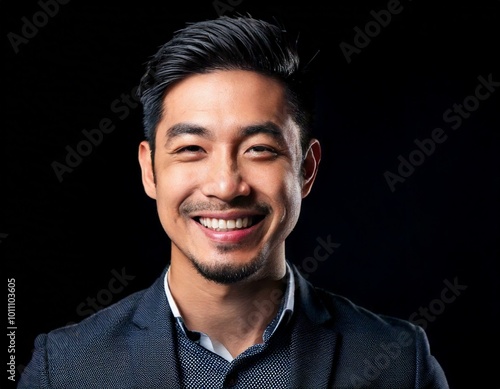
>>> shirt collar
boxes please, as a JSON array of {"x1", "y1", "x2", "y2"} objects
[
  {"x1": 164, "y1": 261, "x2": 295, "y2": 327},
  {"x1": 164, "y1": 263, "x2": 295, "y2": 362}
]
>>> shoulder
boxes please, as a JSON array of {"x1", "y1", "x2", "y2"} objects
[
  {"x1": 316, "y1": 286, "x2": 413, "y2": 328},
  {"x1": 306, "y1": 286, "x2": 450, "y2": 388},
  {"x1": 48, "y1": 286, "x2": 148, "y2": 342},
  {"x1": 312, "y1": 285, "x2": 422, "y2": 345},
  {"x1": 43, "y1": 267, "x2": 169, "y2": 346},
  {"x1": 293, "y1": 264, "x2": 417, "y2": 334},
  {"x1": 17, "y1": 277, "x2": 169, "y2": 389},
  {"x1": 27, "y1": 286, "x2": 151, "y2": 375}
]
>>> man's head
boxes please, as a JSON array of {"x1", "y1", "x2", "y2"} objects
[{"x1": 137, "y1": 16, "x2": 321, "y2": 284}]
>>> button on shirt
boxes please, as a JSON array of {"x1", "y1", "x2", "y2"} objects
[{"x1": 164, "y1": 262, "x2": 295, "y2": 362}]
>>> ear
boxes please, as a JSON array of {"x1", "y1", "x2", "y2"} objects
[
  {"x1": 301, "y1": 138, "x2": 321, "y2": 198},
  {"x1": 138, "y1": 140, "x2": 157, "y2": 200}
]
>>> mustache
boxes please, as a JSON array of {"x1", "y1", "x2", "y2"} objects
[{"x1": 180, "y1": 199, "x2": 271, "y2": 215}]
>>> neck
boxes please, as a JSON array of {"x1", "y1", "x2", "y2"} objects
[{"x1": 168, "y1": 258, "x2": 287, "y2": 357}]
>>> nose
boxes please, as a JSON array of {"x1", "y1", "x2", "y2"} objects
[{"x1": 200, "y1": 151, "x2": 250, "y2": 201}]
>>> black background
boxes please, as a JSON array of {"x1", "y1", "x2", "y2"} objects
[{"x1": 3, "y1": 0, "x2": 499, "y2": 388}]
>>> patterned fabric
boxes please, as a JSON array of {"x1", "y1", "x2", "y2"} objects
[{"x1": 176, "y1": 318, "x2": 291, "y2": 388}]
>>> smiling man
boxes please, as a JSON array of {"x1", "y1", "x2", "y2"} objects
[{"x1": 18, "y1": 15, "x2": 449, "y2": 389}]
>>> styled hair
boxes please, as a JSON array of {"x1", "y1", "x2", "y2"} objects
[{"x1": 138, "y1": 15, "x2": 316, "y2": 158}]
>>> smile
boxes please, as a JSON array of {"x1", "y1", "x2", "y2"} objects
[{"x1": 197, "y1": 216, "x2": 264, "y2": 231}]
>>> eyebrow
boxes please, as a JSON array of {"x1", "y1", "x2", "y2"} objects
[
  {"x1": 241, "y1": 122, "x2": 285, "y2": 144},
  {"x1": 164, "y1": 121, "x2": 286, "y2": 147},
  {"x1": 165, "y1": 123, "x2": 212, "y2": 143}
]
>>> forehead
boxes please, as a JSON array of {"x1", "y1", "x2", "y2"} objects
[{"x1": 159, "y1": 70, "x2": 296, "y2": 138}]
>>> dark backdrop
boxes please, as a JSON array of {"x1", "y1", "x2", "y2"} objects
[{"x1": 4, "y1": 1, "x2": 499, "y2": 388}]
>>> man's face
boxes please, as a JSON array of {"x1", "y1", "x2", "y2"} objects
[{"x1": 139, "y1": 70, "x2": 320, "y2": 284}]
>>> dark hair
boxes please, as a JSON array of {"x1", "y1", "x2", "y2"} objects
[{"x1": 138, "y1": 15, "x2": 315, "y2": 158}]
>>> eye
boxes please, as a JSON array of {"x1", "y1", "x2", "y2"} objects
[
  {"x1": 176, "y1": 145, "x2": 205, "y2": 153},
  {"x1": 247, "y1": 145, "x2": 277, "y2": 155},
  {"x1": 171, "y1": 145, "x2": 206, "y2": 161}
]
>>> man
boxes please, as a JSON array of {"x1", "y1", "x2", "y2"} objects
[{"x1": 18, "y1": 15, "x2": 449, "y2": 388}]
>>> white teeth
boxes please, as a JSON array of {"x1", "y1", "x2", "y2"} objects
[{"x1": 199, "y1": 217, "x2": 254, "y2": 231}]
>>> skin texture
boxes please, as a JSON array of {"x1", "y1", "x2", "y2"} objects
[{"x1": 138, "y1": 70, "x2": 321, "y2": 357}]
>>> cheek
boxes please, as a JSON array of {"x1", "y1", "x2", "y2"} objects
[
  {"x1": 284, "y1": 180, "x2": 304, "y2": 223},
  {"x1": 251, "y1": 168, "x2": 303, "y2": 217},
  {"x1": 279, "y1": 166, "x2": 304, "y2": 216},
  {"x1": 154, "y1": 167, "x2": 198, "y2": 217}
]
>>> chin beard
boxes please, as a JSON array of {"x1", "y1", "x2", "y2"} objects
[{"x1": 189, "y1": 253, "x2": 266, "y2": 285}]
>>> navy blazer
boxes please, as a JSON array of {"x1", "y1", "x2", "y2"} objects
[{"x1": 18, "y1": 264, "x2": 449, "y2": 388}]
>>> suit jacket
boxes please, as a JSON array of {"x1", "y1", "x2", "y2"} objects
[{"x1": 18, "y1": 264, "x2": 449, "y2": 388}]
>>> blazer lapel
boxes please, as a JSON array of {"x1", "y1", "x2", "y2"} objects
[
  {"x1": 289, "y1": 265, "x2": 339, "y2": 388},
  {"x1": 129, "y1": 267, "x2": 182, "y2": 389}
]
